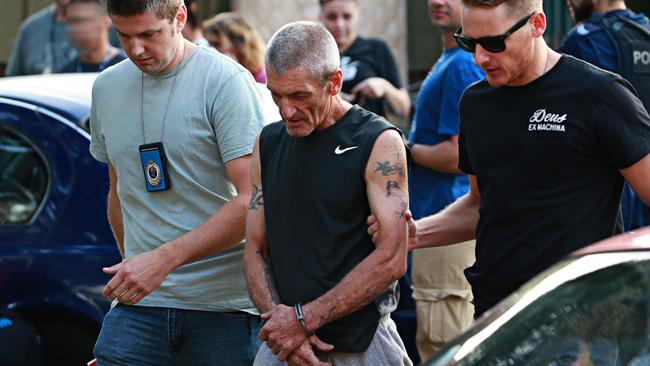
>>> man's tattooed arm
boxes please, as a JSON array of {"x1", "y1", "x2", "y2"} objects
[
  {"x1": 377, "y1": 159, "x2": 408, "y2": 217},
  {"x1": 386, "y1": 180, "x2": 408, "y2": 217},
  {"x1": 249, "y1": 184, "x2": 264, "y2": 210},
  {"x1": 243, "y1": 136, "x2": 281, "y2": 313},
  {"x1": 300, "y1": 130, "x2": 409, "y2": 332},
  {"x1": 244, "y1": 213, "x2": 281, "y2": 312},
  {"x1": 375, "y1": 161, "x2": 405, "y2": 177},
  {"x1": 259, "y1": 249, "x2": 281, "y2": 305}
]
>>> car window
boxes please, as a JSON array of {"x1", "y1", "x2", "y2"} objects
[
  {"x1": 0, "y1": 128, "x2": 49, "y2": 225},
  {"x1": 454, "y1": 260, "x2": 650, "y2": 366}
]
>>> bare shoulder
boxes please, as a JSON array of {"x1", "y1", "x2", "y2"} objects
[
  {"x1": 365, "y1": 128, "x2": 409, "y2": 220},
  {"x1": 372, "y1": 129, "x2": 405, "y2": 153},
  {"x1": 365, "y1": 129, "x2": 407, "y2": 184}
]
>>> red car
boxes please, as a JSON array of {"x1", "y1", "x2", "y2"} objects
[{"x1": 425, "y1": 227, "x2": 650, "y2": 366}]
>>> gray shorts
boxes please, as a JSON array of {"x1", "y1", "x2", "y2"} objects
[{"x1": 254, "y1": 315, "x2": 413, "y2": 366}]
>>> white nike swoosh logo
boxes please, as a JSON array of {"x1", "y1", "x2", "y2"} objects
[{"x1": 335, "y1": 145, "x2": 359, "y2": 155}]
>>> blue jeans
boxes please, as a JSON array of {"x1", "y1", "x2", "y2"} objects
[{"x1": 94, "y1": 304, "x2": 262, "y2": 366}]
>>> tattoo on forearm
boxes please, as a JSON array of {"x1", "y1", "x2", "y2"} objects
[
  {"x1": 264, "y1": 266, "x2": 281, "y2": 305},
  {"x1": 309, "y1": 303, "x2": 341, "y2": 329},
  {"x1": 321, "y1": 305, "x2": 337, "y2": 326},
  {"x1": 375, "y1": 161, "x2": 405, "y2": 177},
  {"x1": 258, "y1": 250, "x2": 281, "y2": 305},
  {"x1": 249, "y1": 184, "x2": 264, "y2": 210}
]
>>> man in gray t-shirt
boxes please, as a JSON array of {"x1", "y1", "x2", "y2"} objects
[
  {"x1": 6, "y1": 0, "x2": 77, "y2": 76},
  {"x1": 90, "y1": 0, "x2": 265, "y2": 364}
]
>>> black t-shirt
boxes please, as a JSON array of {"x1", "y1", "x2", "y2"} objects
[
  {"x1": 57, "y1": 53, "x2": 125, "y2": 73},
  {"x1": 341, "y1": 37, "x2": 403, "y2": 117},
  {"x1": 259, "y1": 106, "x2": 399, "y2": 352},
  {"x1": 459, "y1": 55, "x2": 650, "y2": 316}
]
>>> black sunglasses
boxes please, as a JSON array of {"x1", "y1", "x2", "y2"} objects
[{"x1": 453, "y1": 12, "x2": 536, "y2": 53}]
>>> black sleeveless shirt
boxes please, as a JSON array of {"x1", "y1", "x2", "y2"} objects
[{"x1": 259, "y1": 106, "x2": 399, "y2": 352}]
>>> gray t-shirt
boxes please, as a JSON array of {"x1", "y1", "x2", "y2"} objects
[
  {"x1": 90, "y1": 46, "x2": 264, "y2": 313},
  {"x1": 6, "y1": 5, "x2": 77, "y2": 76}
]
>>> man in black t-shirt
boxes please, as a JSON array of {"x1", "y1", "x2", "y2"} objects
[
  {"x1": 369, "y1": 0, "x2": 650, "y2": 319},
  {"x1": 319, "y1": 0, "x2": 411, "y2": 118},
  {"x1": 338, "y1": 36, "x2": 406, "y2": 117},
  {"x1": 244, "y1": 21, "x2": 412, "y2": 365}
]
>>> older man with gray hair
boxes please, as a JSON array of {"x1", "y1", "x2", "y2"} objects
[{"x1": 243, "y1": 21, "x2": 412, "y2": 366}]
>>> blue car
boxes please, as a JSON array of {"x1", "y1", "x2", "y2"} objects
[{"x1": 0, "y1": 73, "x2": 120, "y2": 366}]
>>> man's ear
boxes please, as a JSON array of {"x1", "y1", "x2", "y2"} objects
[
  {"x1": 103, "y1": 15, "x2": 112, "y2": 29},
  {"x1": 329, "y1": 68, "x2": 343, "y2": 96},
  {"x1": 175, "y1": 3, "x2": 187, "y2": 33},
  {"x1": 531, "y1": 12, "x2": 547, "y2": 38}
]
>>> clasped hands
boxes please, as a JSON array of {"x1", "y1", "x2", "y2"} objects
[{"x1": 259, "y1": 304, "x2": 333, "y2": 366}]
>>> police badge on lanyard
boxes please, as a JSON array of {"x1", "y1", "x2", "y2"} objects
[
  {"x1": 138, "y1": 45, "x2": 186, "y2": 193},
  {"x1": 139, "y1": 142, "x2": 171, "y2": 192}
]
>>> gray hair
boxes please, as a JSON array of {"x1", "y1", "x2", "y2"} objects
[{"x1": 265, "y1": 21, "x2": 340, "y2": 83}]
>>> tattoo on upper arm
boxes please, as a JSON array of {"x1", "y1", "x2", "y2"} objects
[
  {"x1": 249, "y1": 184, "x2": 264, "y2": 210},
  {"x1": 386, "y1": 180, "x2": 400, "y2": 197},
  {"x1": 375, "y1": 156, "x2": 408, "y2": 218},
  {"x1": 375, "y1": 161, "x2": 405, "y2": 177},
  {"x1": 386, "y1": 180, "x2": 407, "y2": 217},
  {"x1": 396, "y1": 201, "x2": 407, "y2": 218}
]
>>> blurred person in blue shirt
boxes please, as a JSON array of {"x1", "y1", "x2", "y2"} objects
[
  {"x1": 407, "y1": 0, "x2": 484, "y2": 361},
  {"x1": 6, "y1": 0, "x2": 77, "y2": 75},
  {"x1": 58, "y1": 0, "x2": 125, "y2": 73}
]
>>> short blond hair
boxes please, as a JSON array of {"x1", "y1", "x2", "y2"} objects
[{"x1": 461, "y1": 0, "x2": 542, "y2": 18}]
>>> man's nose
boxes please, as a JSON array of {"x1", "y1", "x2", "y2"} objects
[
  {"x1": 279, "y1": 101, "x2": 297, "y2": 120},
  {"x1": 335, "y1": 17, "x2": 346, "y2": 30},
  {"x1": 128, "y1": 38, "x2": 146, "y2": 57},
  {"x1": 473, "y1": 44, "x2": 490, "y2": 68}
]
